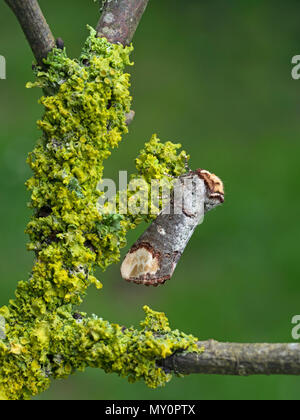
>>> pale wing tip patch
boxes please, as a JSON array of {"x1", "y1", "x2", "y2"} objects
[{"x1": 121, "y1": 246, "x2": 161, "y2": 285}]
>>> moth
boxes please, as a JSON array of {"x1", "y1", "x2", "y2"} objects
[{"x1": 121, "y1": 169, "x2": 224, "y2": 286}]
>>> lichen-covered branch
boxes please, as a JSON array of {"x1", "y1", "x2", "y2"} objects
[
  {"x1": 97, "y1": 0, "x2": 150, "y2": 45},
  {"x1": 2, "y1": 1, "x2": 299, "y2": 402},
  {"x1": 159, "y1": 340, "x2": 300, "y2": 376},
  {"x1": 0, "y1": 29, "x2": 201, "y2": 400},
  {"x1": 0, "y1": 0, "x2": 205, "y2": 402},
  {"x1": 125, "y1": 110, "x2": 136, "y2": 126},
  {"x1": 46, "y1": 306, "x2": 200, "y2": 389},
  {"x1": 4, "y1": 0, "x2": 55, "y2": 65}
]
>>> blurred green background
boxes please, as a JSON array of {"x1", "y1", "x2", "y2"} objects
[{"x1": 1, "y1": 0, "x2": 300, "y2": 400}]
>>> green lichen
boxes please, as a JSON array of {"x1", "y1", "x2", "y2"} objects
[
  {"x1": 0, "y1": 27, "x2": 200, "y2": 400},
  {"x1": 135, "y1": 133, "x2": 189, "y2": 182}
]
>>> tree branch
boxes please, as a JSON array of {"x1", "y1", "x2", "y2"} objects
[
  {"x1": 3, "y1": 0, "x2": 300, "y2": 397},
  {"x1": 4, "y1": 0, "x2": 55, "y2": 65},
  {"x1": 159, "y1": 340, "x2": 300, "y2": 376},
  {"x1": 96, "y1": 0, "x2": 150, "y2": 45}
]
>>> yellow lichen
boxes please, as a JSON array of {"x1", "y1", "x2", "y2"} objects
[{"x1": 0, "y1": 26, "x2": 200, "y2": 400}]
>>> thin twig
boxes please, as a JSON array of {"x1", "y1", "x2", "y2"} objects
[
  {"x1": 5, "y1": 0, "x2": 55, "y2": 65},
  {"x1": 159, "y1": 340, "x2": 300, "y2": 376},
  {"x1": 97, "y1": 0, "x2": 150, "y2": 45}
]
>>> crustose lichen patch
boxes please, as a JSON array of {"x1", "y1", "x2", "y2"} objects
[{"x1": 0, "y1": 26, "x2": 200, "y2": 400}]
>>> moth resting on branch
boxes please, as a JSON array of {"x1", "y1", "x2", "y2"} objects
[
  {"x1": 121, "y1": 169, "x2": 224, "y2": 286},
  {"x1": 3, "y1": 0, "x2": 300, "y2": 402}
]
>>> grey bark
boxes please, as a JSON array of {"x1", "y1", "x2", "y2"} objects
[
  {"x1": 159, "y1": 340, "x2": 300, "y2": 376},
  {"x1": 96, "y1": 0, "x2": 150, "y2": 45},
  {"x1": 6, "y1": 0, "x2": 299, "y2": 380}
]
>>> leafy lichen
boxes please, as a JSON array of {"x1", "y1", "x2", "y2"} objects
[{"x1": 0, "y1": 27, "x2": 200, "y2": 400}]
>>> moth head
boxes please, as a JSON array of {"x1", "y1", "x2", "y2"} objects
[{"x1": 197, "y1": 169, "x2": 224, "y2": 211}]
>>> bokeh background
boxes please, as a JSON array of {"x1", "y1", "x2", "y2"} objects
[{"x1": 1, "y1": 0, "x2": 300, "y2": 400}]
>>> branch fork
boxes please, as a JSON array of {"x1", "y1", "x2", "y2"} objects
[{"x1": 4, "y1": 0, "x2": 300, "y2": 389}]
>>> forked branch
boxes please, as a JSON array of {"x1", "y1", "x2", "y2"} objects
[
  {"x1": 5, "y1": 0, "x2": 150, "y2": 65},
  {"x1": 96, "y1": 0, "x2": 150, "y2": 45},
  {"x1": 159, "y1": 340, "x2": 300, "y2": 376}
]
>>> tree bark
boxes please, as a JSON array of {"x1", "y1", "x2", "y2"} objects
[
  {"x1": 159, "y1": 340, "x2": 300, "y2": 376},
  {"x1": 96, "y1": 0, "x2": 150, "y2": 45},
  {"x1": 6, "y1": 0, "x2": 300, "y2": 382},
  {"x1": 4, "y1": 0, "x2": 55, "y2": 65}
]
